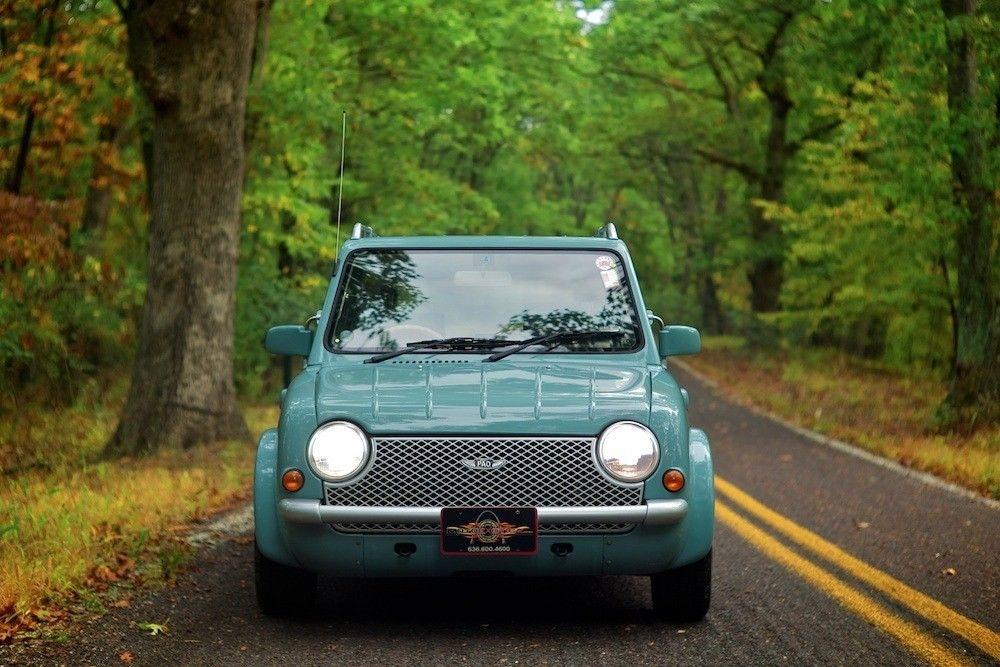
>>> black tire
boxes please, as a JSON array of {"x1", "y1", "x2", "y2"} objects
[
  {"x1": 650, "y1": 550, "x2": 711, "y2": 622},
  {"x1": 254, "y1": 542, "x2": 317, "y2": 616}
]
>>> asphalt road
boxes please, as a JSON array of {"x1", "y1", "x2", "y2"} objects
[{"x1": 6, "y1": 365, "x2": 998, "y2": 666}]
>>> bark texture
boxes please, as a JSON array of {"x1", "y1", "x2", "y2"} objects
[
  {"x1": 107, "y1": 0, "x2": 262, "y2": 454},
  {"x1": 939, "y1": 0, "x2": 999, "y2": 426}
]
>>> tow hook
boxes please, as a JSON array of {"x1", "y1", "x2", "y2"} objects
[{"x1": 551, "y1": 542, "x2": 573, "y2": 557}]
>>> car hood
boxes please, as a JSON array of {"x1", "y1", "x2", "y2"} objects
[{"x1": 314, "y1": 359, "x2": 651, "y2": 434}]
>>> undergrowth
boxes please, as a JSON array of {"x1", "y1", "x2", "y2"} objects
[
  {"x1": 0, "y1": 380, "x2": 276, "y2": 642},
  {"x1": 684, "y1": 336, "x2": 999, "y2": 499}
]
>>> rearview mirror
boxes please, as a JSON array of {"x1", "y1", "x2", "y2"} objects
[
  {"x1": 658, "y1": 326, "x2": 701, "y2": 358},
  {"x1": 265, "y1": 325, "x2": 314, "y2": 357}
]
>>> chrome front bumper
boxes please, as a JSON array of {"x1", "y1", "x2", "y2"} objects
[{"x1": 278, "y1": 498, "x2": 688, "y2": 527}]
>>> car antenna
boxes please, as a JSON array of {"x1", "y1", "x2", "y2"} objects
[{"x1": 335, "y1": 110, "x2": 347, "y2": 254}]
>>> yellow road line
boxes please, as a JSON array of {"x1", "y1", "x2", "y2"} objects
[
  {"x1": 716, "y1": 501, "x2": 970, "y2": 666},
  {"x1": 716, "y1": 475, "x2": 1000, "y2": 660}
]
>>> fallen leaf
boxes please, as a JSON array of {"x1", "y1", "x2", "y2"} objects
[
  {"x1": 942, "y1": 567, "x2": 956, "y2": 576},
  {"x1": 137, "y1": 622, "x2": 168, "y2": 636},
  {"x1": 853, "y1": 520, "x2": 870, "y2": 530},
  {"x1": 113, "y1": 598, "x2": 131, "y2": 608},
  {"x1": 114, "y1": 553, "x2": 136, "y2": 577},
  {"x1": 119, "y1": 651, "x2": 135, "y2": 664}
]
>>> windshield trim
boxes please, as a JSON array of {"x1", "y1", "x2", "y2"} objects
[{"x1": 321, "y1": 247, "x2": 645, "y2": 357}]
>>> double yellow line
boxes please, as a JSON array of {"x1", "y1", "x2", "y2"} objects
[{"x1": 715, "y1": 475, "x2": 1000, "y2": 666}]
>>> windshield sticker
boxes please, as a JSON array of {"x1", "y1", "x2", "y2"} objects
[
  {"x1": 595, "y1": 255, "x2": 615, "y2": 271},
  {"x1": 600, "y1": 269, "x2": 620, "y2": 289}
]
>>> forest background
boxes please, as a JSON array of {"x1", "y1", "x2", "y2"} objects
[{"x1": 0, "y1": 0, "x2": 997, "y2": 630}]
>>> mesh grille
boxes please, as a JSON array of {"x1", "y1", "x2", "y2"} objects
[
  {"x1": 324, "y1": 436, "x2": 642, "y2": 534},
  {"x1": 331, "y1": 522, "x2": 633, "y2": 534}
]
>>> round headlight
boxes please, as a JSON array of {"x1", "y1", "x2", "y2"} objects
[
  {"x1": 597, "y1": 421, "x2": 660, "y2": 483},
  {"x1": 307, "y1": 421, "x2": 370, "y2": 482}
]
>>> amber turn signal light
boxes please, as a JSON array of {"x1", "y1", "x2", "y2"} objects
[
  {"x1": 282, "y1": 468, "x2": 305, "y2": 492},
  {"x1": 662, "y1": 469, "x2": 685, "y2": 492}
]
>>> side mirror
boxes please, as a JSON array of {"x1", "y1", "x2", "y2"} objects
[
  {"x1": 658, "y1": 325, "x2": 701, "y2": 358},
  {"x1": 265, "y1": 325, "x2": 314, "y2": 357}
]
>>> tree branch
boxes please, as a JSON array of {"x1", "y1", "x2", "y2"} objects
[
  {"x1": 732, "y1": 32, "x2": 762, "y2": 58},
  {"x1": 692, "y1": 147, "x2": 762, "y2": 182},
  {"x1": 788, "y1": 119, "x2": 841, "y2": 154},
  {"x1": 759, "y1": 10, "x2": 795, "y2": 69},
  {"x1": 787, "y1": 47, "x2": 885, "y2": 154},
  {"x1": 698, "y1": 40, "x2": 739, "y2": 116},
  {"x1": 602, "y1": 63, "x2": 720, "y2": 102}
]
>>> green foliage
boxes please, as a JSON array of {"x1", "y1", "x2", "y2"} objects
[
  {"x1": 0, "y1": 193, "x2": 142, "y2": 405},
  {"x1": 234, "y1": 0, "x2": 592, "y2": 395},
  {"x1": 3, "y1": 0, "x2": 995, "y2": 416},
  {"x1": 0, "y1": 1, "x2": 144, "y2": 407}
]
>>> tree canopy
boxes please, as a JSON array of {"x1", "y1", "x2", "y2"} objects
[{"x1": 1, "y1": 0, "x2": 996, "y2": 430}]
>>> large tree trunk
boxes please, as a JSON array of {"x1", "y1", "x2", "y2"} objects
[
  {"x1": 939, "y1": 0, "x2": 999, "y2": 426},
  {"x1": 107, "y1": 0, "x2": 262, "y2": 455}
]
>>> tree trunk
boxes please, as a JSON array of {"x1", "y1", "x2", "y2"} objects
[
  {"x1": 80, "y1": 122, "x2": 123, "y2": 246},
  {"x1": 699, "y1": 186, "x2": 729, "y2": 334},
  {"x1": 107, "y1": 0, "x2": 262, "y2": 455},
  {"x1": 736, "y1": 9, "x2": 795, "y2": 313},
  {"x1": 277, "y1": 209, "x2": 295, "y2": 276},
  {"x1": 939, "y1": 0, "x2": 999, "y2": 426},
  {"x1": 747, "y1": 69, "x2": 791, "y2": 313},
  {"x1": 657, "y1": 151, "x2": 729, "y2": 333},
  {"x1": 3, "y1": 0, "x2": 59, "y2": 195},
  {"x1": 5, "y1": 109, "x2": 35, "y2": 194}
]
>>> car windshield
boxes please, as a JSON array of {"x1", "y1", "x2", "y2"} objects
[{"x1": 328, "y1": 249, "x2": 642, "y2": 353}]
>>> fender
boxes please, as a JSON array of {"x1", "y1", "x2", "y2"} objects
[
  {"x1": 254, "y1": 428, "x2": 297, "y2": 566},
  {"x1": 671, "y1": 427, "x2": 714, "y2": 567}
]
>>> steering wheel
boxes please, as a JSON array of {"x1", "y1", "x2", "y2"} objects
[{"x1": 384, "y1": 323, "x2": 444, "y2": 344}]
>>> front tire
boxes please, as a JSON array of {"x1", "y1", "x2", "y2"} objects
[
  {"x1": 255, "y1": 542, "x2": 317, "y2": 616},
  {"x1": 651, "y1": 550, "x2": 711, "y2": 622}
]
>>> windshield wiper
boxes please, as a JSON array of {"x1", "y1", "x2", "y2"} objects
[
  {"x1": 364, "y1": 337, "x2": 519, "y2": 364},
  {"x1": 483, "y1": 330, "x2": 626, "y2": 362}
]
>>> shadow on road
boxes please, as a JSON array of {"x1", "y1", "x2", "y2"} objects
[{"x1": 288, "y1": 574, "x2": 659, "y2": 631}]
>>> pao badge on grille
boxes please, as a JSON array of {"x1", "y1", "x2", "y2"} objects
[{"x1": 461, "y1": 457, "x2": 507, "y2": 470}]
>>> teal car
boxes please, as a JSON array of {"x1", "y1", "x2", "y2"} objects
[{"x1": 255, "y1": 223, "x2": 714, "y2": 621}]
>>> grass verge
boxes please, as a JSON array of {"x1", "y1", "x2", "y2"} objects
[
  {"x1": 682, "y1": 336, "x2": 998, "y2": 500},
  {"x1": 0, "y1": 379, "x2": 277, "y2": 642}
]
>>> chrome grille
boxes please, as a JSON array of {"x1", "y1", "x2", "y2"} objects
[
  {"x1": 324, "y1": 436, "x2": 642, "y2": 534},
  {"x1": 331, "y1": 522, "x2": 633, "y2": 534}
]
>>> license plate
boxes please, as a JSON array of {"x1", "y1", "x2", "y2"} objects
[{"x1": 440, "y1": 507, "x2": 537, "y2": 555}]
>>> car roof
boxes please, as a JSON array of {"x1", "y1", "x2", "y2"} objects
[{"x1": 338, "y1": 235, "x2": 630, "y2": 253}]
